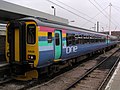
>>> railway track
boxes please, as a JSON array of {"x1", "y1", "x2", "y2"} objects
[
  {"x1": 65, "y1": 48, "x2": 120, "y2": 90},
  {"x1": 0, "y1": 47, "x2": 119, "y2": 90},
  {"x1": 97, "y1": 56, "x2": 120, "y2": 90},
  {"x1": 0, "y1": 63, "x2": 12, "y2": 84},
  {"x1": 26, "y1": 47, "x2": 119, "y2": 90}
]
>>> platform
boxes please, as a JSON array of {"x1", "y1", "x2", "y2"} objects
[
  {"x1": 0, "y1": 54, "x2": 8, "y2": 68},
  {"x1": 0, "y1": 61, "x2": 8, "y2": 68},
  {"x1": 105, "y1": 60, "x2": 120, "y2": 90}
]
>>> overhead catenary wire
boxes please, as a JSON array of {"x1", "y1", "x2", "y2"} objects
[
  {"x1": 112, "y1": 5, "x2": 120, "y2": 12},
  {"x1": 88, "y1": 0, "x2": 109, "y2": 20},
  {"x1": 112, "y1": 5, "x2": 120, "y2": 19},
  {"x1": 46, "y1": 0, "x2": 120, "y2": 31},
  {"x1": 94, "y1": 0, "x2": 109, "y2": 15},
  {"x1": 111, "y1": 6, "x2": 120, "y2": 29},
  {"x1": 46, "y1": 0, "x2": 95, "y2": 24},
  {"x1": 88, "y1": 0, "x2": 119, "y2": 29},
  {"x1": 93, "y1": 0, "x2": 120, "y2": 29},
  {"x1": 112, "y1": 6, "x2": 120, "y2": 15},
  {"x1": 55, "y1": 0, "x2": 107, "y2": 28},
  {"x1": 81, "y1": 5, "x2": 109, "y2": 27},
  {"x1": 55, "y1": 0, "x2": 96, "y2": 21}
]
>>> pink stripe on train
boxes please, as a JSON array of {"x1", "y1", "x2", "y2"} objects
[
  {"x1": 62, "y1": 30, "x2": 66, "y2": 33},
  {"x1": 39, "y1": 26, "x2": 66, "y2": 33},
  {"x1": 39, "y1": 26, "x2": 54, "y2": 32}
]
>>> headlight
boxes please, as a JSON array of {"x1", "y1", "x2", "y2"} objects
[{"x1": 28, "y1": 55, "x2": 36, "y2": 60}]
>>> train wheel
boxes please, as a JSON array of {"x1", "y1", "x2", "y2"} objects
[
  {"x1": 48, "y1": 65, "x2": 54, "y2": 77},
  {"x1": 54, "y1": 65, "x2": 60, "y2": 73},
  {"x1": 68, "y1": 60, "x2": 73, "y2": 67}
]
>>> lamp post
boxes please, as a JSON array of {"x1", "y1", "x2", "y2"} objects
[
  {"x1": 109, "y1": 3, "x2": 112, "y2": 35},
  {"x1": 70, "y1": 20, "x2": 75, "y2": 22},
  {"x1": 69, "y1": 20, "x2": 75, "y2": 25},
  {"x1": 51, "y1": 6, "x2": 56, "y2": 16}
]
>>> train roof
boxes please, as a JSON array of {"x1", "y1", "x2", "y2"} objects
[{"x1": 19, "y1": 17, "x2": 117, "y2": 38}]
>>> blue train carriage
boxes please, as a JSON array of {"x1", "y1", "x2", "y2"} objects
[{"x1": 5, "y1": 17, "x2": 118, "y2": 80}]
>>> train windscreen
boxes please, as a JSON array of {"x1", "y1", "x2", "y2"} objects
[{"x1": 27, "y1": 24, "x2": 36, "y2": 44}]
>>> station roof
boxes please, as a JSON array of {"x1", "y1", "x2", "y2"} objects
[{"x1": 0, "y1": 0, "x2": 68, "y2": 24}]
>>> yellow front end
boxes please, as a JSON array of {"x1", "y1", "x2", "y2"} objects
[
  {"x1": 6, "y1": 21, "x2": 39, "y2": 80},
  {"x1": 26, "y1": 22, "x2": 39, "y2": 68}
]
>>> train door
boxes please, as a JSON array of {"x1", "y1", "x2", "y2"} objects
[
  {"x1": 7, "y1": 21, "x2": 26, "y2": 63},
  {"x1": 54, "y1": 30, "x2": 62, "y2": 60}
]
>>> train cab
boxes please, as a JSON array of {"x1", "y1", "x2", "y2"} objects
[{"x1": 6, "y1": 20, "x2": 39, "y2": 80}]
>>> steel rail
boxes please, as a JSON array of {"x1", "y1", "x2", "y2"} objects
[
  {"x1": 0, "y1": 64, "x2": 12, "y2": 84},
  {"x1": 65, "y1": 49, "x2": 120, "y2": 90},
  {"x1": 97, "y1": 55, "x2": 120, "y2": 90}
]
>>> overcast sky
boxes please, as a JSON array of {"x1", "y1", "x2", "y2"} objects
[{"x1": 3, "y1": 0, "x2": 120, "y2": 31}]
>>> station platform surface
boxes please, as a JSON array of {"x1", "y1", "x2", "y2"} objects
[
  {"x1": 0, "y1": 61, "x2": 8, "y2": 67},
  {"x1": 0, "y1": 54, "x2": 7, "y2": 67},
  {"x1": 105, "y1": 61, "x2": 120, "y2": 90}
]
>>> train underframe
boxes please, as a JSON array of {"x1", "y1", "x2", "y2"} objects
[
  {"x1": 11, "y1": 44, "x2": 117, "y2": 81},
  {"x1": 40, "y1": 44, "x2": 116, "y2": 75}
]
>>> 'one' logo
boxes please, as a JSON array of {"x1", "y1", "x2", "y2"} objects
[{"x1": 66, "y1": 46, "x2": 78, "y2": 54}]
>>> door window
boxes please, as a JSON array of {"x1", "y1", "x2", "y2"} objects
[{"x1": 55, "y1": 33, "x2": 60, "y2": 46}]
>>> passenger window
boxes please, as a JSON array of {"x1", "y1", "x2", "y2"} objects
[
  {"x1": 27, "y1": 24, "x2": 36, "y2": 44},
  {"x1": 48, "y1": 32, "x2": 52, "y2": 43},
  {"x1": 66, "y1": 33, "x2": 72, "y2": 46},
  {"x1": 75, "y1": 35, "x2": 79, "y2": 44},
  {"x1": 55, "y1": 33, "x2": 60, "y2": 46},
  {"x1": 79, "y1": 35, "x2": 82, "y2": 44},
  {"x1": 72, "y1": 34, "x2": 75, "y2": 45},
  {"x1": 66, "y1": 33, "x2": 77, "y2": 46}
]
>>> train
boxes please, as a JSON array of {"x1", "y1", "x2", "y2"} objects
[{"x1": 6, "y1": 17, "x2": 118, "y2": 80}]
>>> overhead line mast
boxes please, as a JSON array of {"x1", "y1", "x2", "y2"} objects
[{"x1": 109, "y1": 3, "x2": 112, "y2": 35}]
